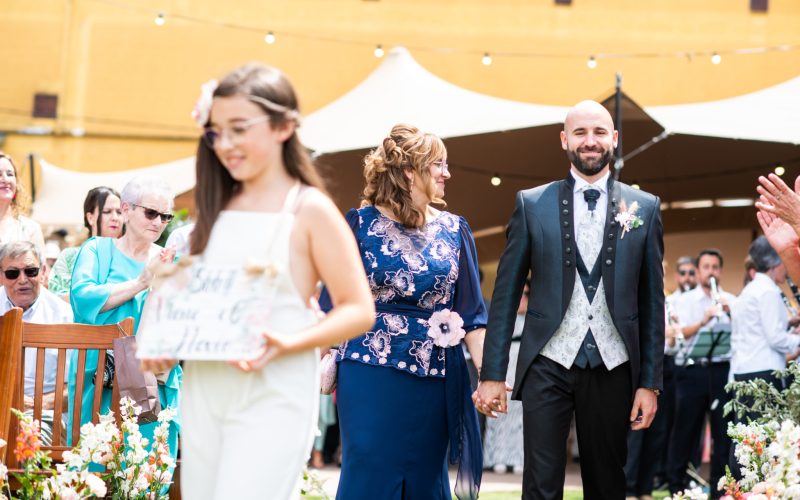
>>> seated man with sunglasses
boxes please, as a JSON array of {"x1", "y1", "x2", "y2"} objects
[{"x1": 0, "y1": 240, "x2": 74, "y2": 445}]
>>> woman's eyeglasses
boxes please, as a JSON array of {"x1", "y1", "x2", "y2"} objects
[
  {"x1": 202, "y1": 115, "x2": 271, "y2": 148},
  {"x1": 133, "y1": 204, "x2": 174, "y2": 223},
  {"x1": 433, "y1": 160, "x2": 449, "y2": 175},
  {"x1": 3, "y1": 267, "x2": 40, "y2": 280}
]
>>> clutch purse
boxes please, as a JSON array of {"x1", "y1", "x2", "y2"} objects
[{"x1": 320, "y1": 349, "x2": 338, "y2": 395}]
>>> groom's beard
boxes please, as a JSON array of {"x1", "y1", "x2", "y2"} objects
[{"x1": 567, "y1": 146, "x2": 613, "y2": 176}]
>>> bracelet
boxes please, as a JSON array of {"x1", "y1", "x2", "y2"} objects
[{"x1": 644, "y1": 387, "x2": 662, "y2": 397}]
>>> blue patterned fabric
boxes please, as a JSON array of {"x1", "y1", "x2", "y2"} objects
[{"x1": 332, "y1": 206, "x2": 487, "y2": 377}]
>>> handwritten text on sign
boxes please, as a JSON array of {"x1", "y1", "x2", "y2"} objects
[{"x1": 136, "y1": 263, "x2": 276, "y2": 361}]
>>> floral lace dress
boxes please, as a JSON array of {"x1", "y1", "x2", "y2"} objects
[{"x1": 330, "y1": 206, "x2": 487, "y2": 500}]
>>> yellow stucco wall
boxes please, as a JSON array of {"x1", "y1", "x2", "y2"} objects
[{"x1": 2, "y1": 0, "x2": 799, "y2": 173}]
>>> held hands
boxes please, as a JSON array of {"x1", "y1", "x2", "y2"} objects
[
  {"x1": 472, "y1": 380, "x2": 513, "y2": 418},
  {"x1": 630, "y1": 388, "x2": 658, "y2": 430}
]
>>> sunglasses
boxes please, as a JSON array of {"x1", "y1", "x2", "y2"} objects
[
  {"x1": 133, "y1": 204, "x2": 174, "y2": 223},
  {"x1": 3, "y1": 267, "x2": 40, "y2": 280},
  {"x1": 678, "y1": 269, "x2": 696, "y2": 277}
]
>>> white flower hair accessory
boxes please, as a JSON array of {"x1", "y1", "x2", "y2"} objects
[
  {"x1": 426, "y1": 309, "x2": 466, "y2": 348},
  {"x1": 614, "y1": 199, "x2": 644, "y2": 239},
  {"x1": 191, "y1": 79, "x2": 218, "y2": 128}
]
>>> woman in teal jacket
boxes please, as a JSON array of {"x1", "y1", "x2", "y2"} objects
[{"x1": 67, "y1": 175, "x2": 181, "y2": 461}]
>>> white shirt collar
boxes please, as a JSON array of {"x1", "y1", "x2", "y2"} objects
[{"x1": 571, "y1": 169, "x2": 610, "y2": 194}]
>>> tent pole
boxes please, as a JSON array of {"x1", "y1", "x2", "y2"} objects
[{"x1": 613, "y1": 72, "x2": 624, "y2": 181}]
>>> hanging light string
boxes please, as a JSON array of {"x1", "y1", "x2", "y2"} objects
[
  {"x1": 86, "y1": 0, "x2": 799, "y2": 65},
  {"x1": 449, "y1": 155, "x2": 800, "y2": 187}
]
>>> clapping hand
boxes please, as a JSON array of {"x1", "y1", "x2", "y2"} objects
[{"x1": 756, "y1": 174, "x2": 800, "y2": 233}]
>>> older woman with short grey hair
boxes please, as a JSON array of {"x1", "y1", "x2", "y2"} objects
[{"x1": 66, "y1": 175, "x2": 181, "y2": 464}]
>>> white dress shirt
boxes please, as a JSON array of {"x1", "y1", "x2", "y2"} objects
[
  {"x1": 0, "y1": 287, "x2": 74, "y2": 396},
  {"x1": 571, "y1": 170, "x2": 609, "y2": 254},
  {"x1": 674, "y1": 285, "x2": 737, "y2": 365},
  {"x1": 731, "y1": 273, "x2": 800, "y2": 376}
]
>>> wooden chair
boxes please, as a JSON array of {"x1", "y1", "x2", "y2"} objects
[
  {"x1": 0, "y1": 307, "x2": 23, "y2": 457},
  {"x1": 3, "y1": 317, "x2": 133, "y2": 467},
  {"x1": 2, "y1": 316, "x2": 182, "y2": 498}
]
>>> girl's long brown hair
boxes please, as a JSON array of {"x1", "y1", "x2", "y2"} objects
[
  {"x1": 190, "y1": 63, "x2": 325, "y2": 255},
  {"x1": 361, "y1": 124, "x2": 446, "y2": 228}
]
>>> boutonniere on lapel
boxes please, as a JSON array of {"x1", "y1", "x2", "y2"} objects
[{"x1": 614, "y1": 200, "x2": 644, "y2": 239}]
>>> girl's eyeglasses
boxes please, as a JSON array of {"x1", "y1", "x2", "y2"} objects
[
  {"x1": 133, "y1": 204, "x2": 174, "y2": 223},
  {"x1": 202, "y1": 115, "x2": 271, "y2": 148}
]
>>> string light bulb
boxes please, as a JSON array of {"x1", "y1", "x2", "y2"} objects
[
  {"x1": 482, "y1": 53, "x2": 492, "y2": 66},
  {"x1": 264, "y1": 31, "x2": 276, "y2": 44},
  {"x1": 711, "y1": 52, "x2": 722, "y2": 65},
  {"x1": 490, "y1": 174, "x2": 502, "y2": 186},
  {"x1": 775, "y1": 165, "x2": 786, "y2": 176},
  {"x1": 587, "y1": 56, "x2": 597, "y2": 69},
  {"x1": 374, "y1": 45, "x2": 384, "y2": 58},
  {"x1": 154, "y1": 12, "x2": 166, "y2": 26}
]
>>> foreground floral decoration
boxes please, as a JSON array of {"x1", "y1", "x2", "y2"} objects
[
  {"x1": 669, "y1": 367, "x2": 800, "y2": 500},
  {"x1": 2, "y1": 399, "x2": 175, "y2": 499}
]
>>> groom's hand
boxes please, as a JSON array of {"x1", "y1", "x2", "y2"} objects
[
  {"x1": 629, "y1": 388, "x2": 658, "y2": 430},
  {"x1": 472, "y1": 380, "x2": 512, "y2": 418}
]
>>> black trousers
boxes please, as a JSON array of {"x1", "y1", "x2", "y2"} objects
[
  {"x1": 667, "y1": 362, "x2": 731, "y2": 497},
  {"x1": 520, "y1": 356, "x2": 632, "y2": 500},
  {"x1": 624, "y1": 355, "x2": 675, "y2": 496}
]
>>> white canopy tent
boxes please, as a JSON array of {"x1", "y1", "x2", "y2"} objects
[
  {"x1": 31, "y1": 157, "x2": 195, "y2": 228},
  {"x1": 645, "y1": 75, "x2": 800, "y2": 144},
  {"x1": 298, "y1": 46, "x2": 570, "y2": 154}
]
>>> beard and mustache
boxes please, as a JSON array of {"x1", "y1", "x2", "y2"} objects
[{"x1": 567, "y1": 145, "x2": 614, "y2": 176}]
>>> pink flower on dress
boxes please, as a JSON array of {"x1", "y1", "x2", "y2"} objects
[
  {"x1": 191, "y1": 79, "x2": 218, "y2": 128},
  {"x1": 426, "y1": 309, "x2": 466, "y2": 347}
]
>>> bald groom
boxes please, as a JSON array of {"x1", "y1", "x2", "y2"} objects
[{"x1": 475, "y1": 101, "x2": 665, "y2": 499}]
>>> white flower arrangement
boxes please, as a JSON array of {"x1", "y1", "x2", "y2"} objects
[
  {"x1": 3, "y1": 398, "x2": 176, "y2": 499},
  {"x1": 614, "y1": 200, "x2": 644, "y2": 239},
  {"x1": 672, "y1": 419, "x2": 800, "y2": 500},
  {"x1": 426, "y1": 309, "x2": 466, "y2": 348},
  {"x1": 191, "y1": 79, "x2": 218, "y2": 128}
]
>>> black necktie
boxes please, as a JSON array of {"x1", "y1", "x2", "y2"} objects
[{"x1": 583, "y1": 188, "x2": 601, "y2": 212}]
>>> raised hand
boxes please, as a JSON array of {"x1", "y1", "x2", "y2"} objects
[
  {"x1": 756, "y1": 174, "x2": 800, "y2": 234},
  {"x1": 756, "y1": 207, "x2": 799, "y2": 255}
]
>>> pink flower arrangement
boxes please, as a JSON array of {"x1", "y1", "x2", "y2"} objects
[{"x1": 426, "y1": 309, "x2": 466, "y2": 348}]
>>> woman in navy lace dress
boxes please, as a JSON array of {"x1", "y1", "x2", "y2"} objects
[{"x1": 331, "y1": 124, "x2": 487, "y2": 500}]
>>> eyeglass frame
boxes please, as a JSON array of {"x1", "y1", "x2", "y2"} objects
[
  {"x1": 202, "y1": 115, "x2": 271, "y2": 148},
  {"x1": 432, "y1": 160, "x2": 449, "y2": 175},
  {"x1": 678, "y1": 269, "x2": 696, "y2": 277},
  {"x1": 132, "y1": 204, "x2": 174, "y2": 223},
  {"x1": 2, "y1": 267, "x2": 40, "y2": 280}
]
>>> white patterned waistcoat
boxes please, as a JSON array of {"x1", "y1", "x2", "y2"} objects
[{"x1": 539, "y1": 269, "x2": 630, "y2": 370}]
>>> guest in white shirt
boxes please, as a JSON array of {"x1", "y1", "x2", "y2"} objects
[
  {"x1": 667, "y1": 249, "x2": 736, "y2": 496},
  {"x1": 0, "y1": 240, "x2": 73, "y2": 445},
  {"x1": 731, "y1": 236, "x2": 800, "y2": 386}
]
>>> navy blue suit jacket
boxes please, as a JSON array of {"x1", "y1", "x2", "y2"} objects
[{"x1": 481, "y1": 174, "x2": 665, "y2": 400}]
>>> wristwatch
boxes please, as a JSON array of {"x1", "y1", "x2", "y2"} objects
[{"x1": 645, "y1": 387, "x2": 662, "y2": 397}]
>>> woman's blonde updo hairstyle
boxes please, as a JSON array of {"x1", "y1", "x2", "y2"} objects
[{"x1": 361, "y1": 124, "x2": 446, "y2": 228}]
